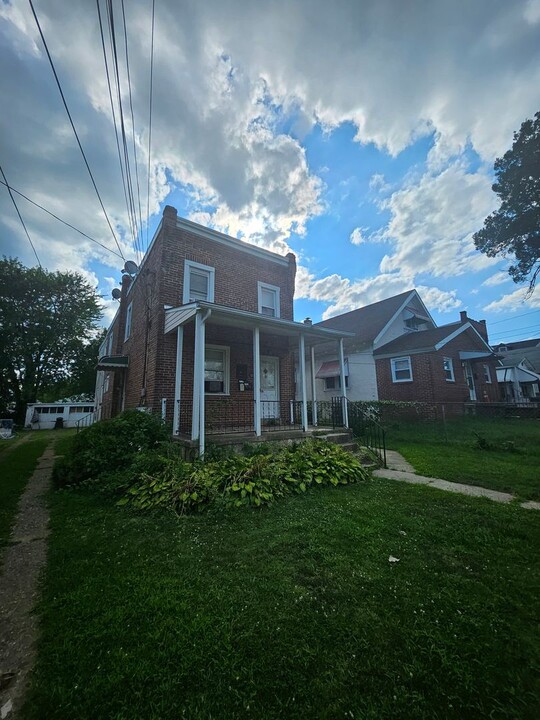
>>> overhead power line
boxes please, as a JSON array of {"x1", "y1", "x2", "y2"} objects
[
  {"x1": 145, "y1": 0, "x2": 156, "y2": 252},
  {"x1": 0, "y1": 163, "x2": 42, "y2": 267},
  {"x1": 28, "y1": 0, "x2": 126, "y2": 262},
  {"x1": 0, "y1": 179, "x2": 124, "y2": 260},
  {"x1": 490, "y1": 323, "x2": 540, "y2": 339},
  {"x1": 489, "y1": 309, "x2": 540, "y2": 325}
]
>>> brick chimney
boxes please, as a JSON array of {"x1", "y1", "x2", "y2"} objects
[
  {"x1": 460, "y1": 310, "x2": 468, "y2": 323},
  {"x1": 114, "y1": 274, "x2": 133, "y2": 354}
]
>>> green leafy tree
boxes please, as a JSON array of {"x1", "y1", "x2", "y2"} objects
[
  {"x1": 0, "y1": 258, "x2": 103, "y2": 422},
  {"x1": 473, "y1": 111, "x2": 540, "y2": 294}
]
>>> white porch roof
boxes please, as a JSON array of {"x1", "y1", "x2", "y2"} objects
[{"x1": 164, "y1": 302, "x2": 355, "y2": 342}]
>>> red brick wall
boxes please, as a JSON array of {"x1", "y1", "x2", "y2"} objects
[
  {"x1": 376, "y1": 330, "x2": 499, "y2": 405},
  {"x1": 100, "y1": 205, "x2": 296, "y2": 427}
]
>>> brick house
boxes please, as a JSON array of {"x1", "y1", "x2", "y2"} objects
[
  {"x1": 301, "y1": 290, "x2": 499, "y2": 408},
  {"x1": 95, "y1": 206, "x2": 351, "y2": 453}
]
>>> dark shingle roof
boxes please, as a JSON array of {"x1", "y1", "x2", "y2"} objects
[
  {"x1": 373, "y1": 322, "x2": 462, "y2": 355},
  {"x1": 315, "y1": 290, "x2": 415, "y2": 344},
  {"x1": 493, "y1": 338, "x2": 540, "y2": 371}
]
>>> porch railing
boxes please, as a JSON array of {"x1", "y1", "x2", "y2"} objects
[
  {"x1": 75, "y1": 412, "x2": 96, "y2": 432},
  {"x1": 176, "y1": 397, "x2": 303, "y2": 436}
]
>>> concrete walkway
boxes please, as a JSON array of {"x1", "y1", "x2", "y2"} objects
[
  {"x1": 0, "y1": 442, "x2": 55, "y2": 719},
  {"x1": 375, "y1": 451, "x2": 540, "y2": 510}
]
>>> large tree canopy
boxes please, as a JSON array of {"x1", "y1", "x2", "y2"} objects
[
  {"x1": 0, "y1": 258, "x2": 103, "y2": 421},
  {"x1": 473, "y1": 111, "x2": 540, "y2": 294}
]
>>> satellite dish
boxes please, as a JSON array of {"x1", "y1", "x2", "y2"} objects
[
  {"x1": 123, "y1": 260, "x2": 139, "y2": 275},
  {"x1": 111, "y1": 288, "x2": 122, "y2": 300}
]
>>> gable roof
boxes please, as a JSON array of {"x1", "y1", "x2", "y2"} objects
[
  {"x1": 373, "y1": 321, "x2": 493, "y2": 357},
  {"x1": 315, "y1": 290, "x2": 417, "y2": 345},
  {"x1": 493, "y1": 337, "x2": 540, "y2": 372}
]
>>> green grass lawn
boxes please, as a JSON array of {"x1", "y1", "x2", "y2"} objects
[
  {"x1": 0, "y1": 435, "x2": 50, "y2": 547},
  {"x1": 385, "y1": 417, "x2": 540, "y2": 500},
  {"x1": 25, "y1": 479, "x2": 540, "y2": 719}
]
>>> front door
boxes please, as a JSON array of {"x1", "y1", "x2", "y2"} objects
[
  {"x1": 463, "y1": 362, "x2": 477, "y2": 401},
  {"x1": 260, "y1": 356, "x2": 280, "y2": 418}
]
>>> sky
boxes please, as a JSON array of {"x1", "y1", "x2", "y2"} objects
[{"x1": 1, "y1": 0, "x2": 540, "y2": 347}]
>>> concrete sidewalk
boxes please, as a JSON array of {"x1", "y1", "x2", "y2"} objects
[{"x1": 375, "y1": 451, "x2": 540, "y2": 510}]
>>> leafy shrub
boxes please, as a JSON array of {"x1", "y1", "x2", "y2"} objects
[
  {"x1": 118, "y1": 439, "x2": 369, "y2": 514},
  {"x1": 53, "y1": 410, "x2": 169, "y2": 488}
]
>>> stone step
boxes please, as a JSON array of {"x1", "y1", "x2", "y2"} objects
[{"x1": 314, "y1": 431, "x2": 353, "y2": 445}]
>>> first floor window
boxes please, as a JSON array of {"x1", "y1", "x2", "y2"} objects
[
  {"x1": 483, "y1": 364, "x2": 492, "y2": 383},
  {"x1": 324, "y1": 376, "x2": 349, "y2": 390},
  {"x1": 205, "y1": 345, "x2": 230, "y2": 394},
  {"x1": 443, "y1": 357, "x2": 455, "y2": 382},
  {"x1": 391, "y1": 356, "x2": 412, "y2": 382}
]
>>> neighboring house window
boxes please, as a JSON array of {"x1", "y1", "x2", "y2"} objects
[
  {"x1": 483, "y1": 364, "x2": 492, "y2": 383},
  {"x1": 257, "y1": 282, "x2": 280, "y2": 318},
  {"x1": 106, "y1": 332, "x2": 114, "y2": 355},
  {"x1": 324, "y1": 376, "x2": 349, "y2": 390},
  {"x1": 205, "y1": 345, "x2": 230, "y2": 394},
  {"x1": 443, "y1": 357, "x2": 455, "y2": 382},
  {"x1": 104, "y1": 374, "x2": 110, "y2": 393},
  {"x1": 124, "y1": 301, "x2": 133, "y2": 341},
  {"x1": 391, "y1": 356, "x2": 413, "y2": 382},
  {"x1": 183, "y1": 260, "x2": 215, "y2": 304}
]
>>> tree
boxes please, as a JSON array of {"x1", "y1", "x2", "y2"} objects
[
  {"x1": 0, "y1": 258, "x2": 103, "y2": 422},
  {"x1": 473, "y1": 111, "x2": 540, "y2": 294}
]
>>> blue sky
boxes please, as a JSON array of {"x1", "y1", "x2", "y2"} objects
[{"x1": 1, "y1": 0, "x2": 539, "y2": 347}]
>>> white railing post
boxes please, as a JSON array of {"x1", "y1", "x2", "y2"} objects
[
  {"x1": 310, "y1": 344, "x2": 318, "y2": 426},
  {"x1": 253, "y1": 327, "x2": 261, "y2": 436},
  {"x1": 299, "y1": 334, "x2": 308, "y2": 431},
  {"x1": 338, "y1": 338, "x2": 348, "y2": 428},
  {"x1": 173, "y1": 327, "x2": 183, "y2": 435}
]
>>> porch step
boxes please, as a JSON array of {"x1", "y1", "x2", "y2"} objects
[{"x1": 312, "y1": 430, "x2": 354, "y2": 445}]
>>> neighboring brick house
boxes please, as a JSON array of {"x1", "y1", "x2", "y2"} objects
[
  {"x1": 95, "y1": 206, "x2": 351, "y2": 452},
  {"x1": 301, "y1": 290, "x2": 499, "y2": 408}
]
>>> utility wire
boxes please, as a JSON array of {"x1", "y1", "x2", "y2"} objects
[
  {"x1": 28, "y1": 0, "x2": 126, "y2": 262},
  {"x1": 96, "y1": 0, "x2": 135, "y2": 257},
  {"x1": 106, "y1": 0, "x2": 140, "y2": 256},
  {"x1": 121, "y1": 0, "x2": 144, "y2": 255},
  {"x1": 489, "y1": 309, "x2": 540, "y2": 325},
  {"x1": 0, "y1": 179, "x2": 124, "y2": 260},
  {"x1": 145, "y1": 0, "x2": 156, "y2": 252},
  {"x1": 0, "y1": 163, "x2": 42, "y2": 267}
]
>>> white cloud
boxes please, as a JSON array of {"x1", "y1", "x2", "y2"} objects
[
  {"x1": 482, "y1": 270, "x2": 512, "y2": 287},
  {"x1": 483, "y1": 288, "x2": 540, "y2": 312},
  {"x1": 295, "y1": 265, "x2": 460, "y2": 319},
  {"x1": 379, "y1": 162, "x2": 500, "y2": 279},
  {"x1": 350, "y1": 227, "x2": 369, "y2": 245}
]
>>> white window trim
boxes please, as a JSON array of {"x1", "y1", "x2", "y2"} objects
[
  {"x1": 483, "y1": 364, "x2": 492, "y2": 384},
  {"x1": 443, "y1": 357, "x2": 455, "y2": 382},
  {"x1": 257, "y1": 281, "x2": 280, "y2": 318},
  {"x1": 124, "y1": 301, "x2": 133, "y2": 342},
  {"x1": 183, "y1": 260, "x2": 215, "y2": 304},
  {"x1": 205, "y1": 344, "x2": 230, "y2": 396},
  {"x1": 390, "y1": 356, "x2": 413, "y2": 383}
]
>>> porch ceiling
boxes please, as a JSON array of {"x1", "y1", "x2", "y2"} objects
[{"x1": 164, "y1": 302, "x2": 354, "y2": 343}]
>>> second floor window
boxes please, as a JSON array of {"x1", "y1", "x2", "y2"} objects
[
  {"x1": 124, "y1": 301, "x2": 133, "y2": 341},
  {"x1": 183, "y1": 260, "x2": 215, "y2": 304},
  {"x1": 258, "y1": 282, "x2": 280, "y2": 318}
]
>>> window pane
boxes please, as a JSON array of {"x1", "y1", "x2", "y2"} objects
[
  {"x1": 205, "y1": 349, "x2": 226, "y2": 392},
  {"x1": 190, "y1": 271, "x2": 209, "y2": 299}
]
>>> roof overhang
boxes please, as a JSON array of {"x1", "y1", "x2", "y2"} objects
[
  {"x1": 459, "y1": 351, "x2": 495, "y2": 361},
  {"x1": 97, "y1": 355, "x2": 129, "y2": 369},
  {"x1": 164, "y1": 302, "x2": 355, "y2": 343}
]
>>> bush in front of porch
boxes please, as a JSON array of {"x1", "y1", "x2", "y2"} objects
[{"x1": 53, "y1": 412, "x2": 369, "y2": 513}]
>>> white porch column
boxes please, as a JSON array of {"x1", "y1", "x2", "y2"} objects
[
  {"x1": 298, "y1": 333, "x2": 308, "y2": 431},
  {"x1": 310, "y1": 344, "x2": 318, "y2": 426},
  {"x1": 173, "y1": 326, "x2": 184, "y2": 435},
  {"x1": 338, "y1": 337, "x2": 349, "y2": 428},
  {"x1": 253, "y1": 326, "x2": 262, "y2": 436},
  {"x1": 198, "y1": 315, "x2": 206, "y2": 456},
  {"x1": 191, "y1": 313, "x2": 202, "y2": 441}
]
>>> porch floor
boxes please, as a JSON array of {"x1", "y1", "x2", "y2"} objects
[{"x1": 173, "y1": 426, "x2": 339, "y2": 447}]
